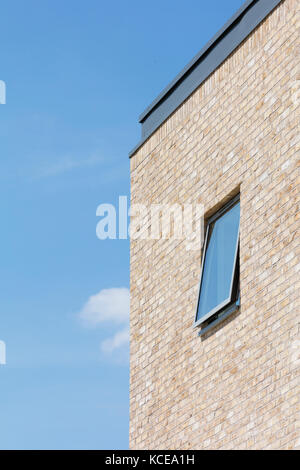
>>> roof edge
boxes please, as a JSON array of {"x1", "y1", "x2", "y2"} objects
[
  {"x1": 138, "y1": 0, "x2": 256, "y2": 124},
  {"x1": 129, "y1": 0, "x2": 283, "y2": 158}
]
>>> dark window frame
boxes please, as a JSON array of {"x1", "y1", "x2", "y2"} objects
[{"x1": 194, "y1": 194, "x2": 240, "y2": 330}]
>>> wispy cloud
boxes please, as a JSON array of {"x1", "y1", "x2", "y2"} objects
[
  {"x1": 78, "y1": 288, "x2": 130, "y2": 358},
  {"x1": 101, "y1": 327, "x2": 129, "y2": 354},
  {"x1": 34, "y1": 154, "x2": 103, "y2": 179}
]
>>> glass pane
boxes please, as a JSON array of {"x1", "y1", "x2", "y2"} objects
[{"x1": 196, "y1": 201, "x2": 240, "y2": 321}]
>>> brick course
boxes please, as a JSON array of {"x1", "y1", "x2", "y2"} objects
[{"x1": 129, "y1": 0, "x2": 299, "y2": 449}]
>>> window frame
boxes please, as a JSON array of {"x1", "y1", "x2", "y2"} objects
[{"x1": 194, "y1": 194, "x2": 240, "y2": 328}]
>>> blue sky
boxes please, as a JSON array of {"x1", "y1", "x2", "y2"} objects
[{"x1": 0, "y1": 0, "x2": 245, "y2": 450}]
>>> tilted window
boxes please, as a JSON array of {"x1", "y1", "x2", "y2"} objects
[{"x1": 194, "y1": 195, "x2": 240, "y2": 329}]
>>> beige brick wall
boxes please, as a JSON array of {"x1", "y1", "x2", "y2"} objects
[{"x1": 129, "y1": 0, "x2": 299, "y2": 450}]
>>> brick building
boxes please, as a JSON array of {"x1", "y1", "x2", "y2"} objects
[{"x1": 129, "y1": 0, "x2": 299, "y2": 449}]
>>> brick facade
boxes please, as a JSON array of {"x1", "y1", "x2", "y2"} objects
[{"x1": 129, "y1": 0, "x2": 299, "y2": 449}]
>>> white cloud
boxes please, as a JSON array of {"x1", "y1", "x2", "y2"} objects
[
  {"x1": 79, "y1": 287, "x2": 130, "y2": 327},
  {"x1": 78, "y1": 287, "x2": 130, "y2": 357}
]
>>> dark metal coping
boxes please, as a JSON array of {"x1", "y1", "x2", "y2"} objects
[{"x1": 129, "y1": 0, "x2": 282, "y2": 158}]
